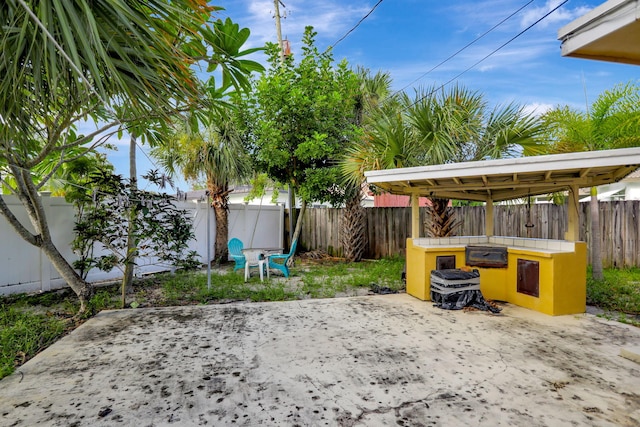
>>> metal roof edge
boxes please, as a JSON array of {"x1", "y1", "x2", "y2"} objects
[
  {"x1": 557, "y1": 0, "x2": 634, "y2": 40},
  {"x1": 365, "y1": 148, "x2": 640, "y2": 182}
]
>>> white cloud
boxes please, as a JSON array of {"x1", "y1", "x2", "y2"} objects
[
  {"x1": 454, "y1": 40, "x2": 553, "y2": 74},
  {"x1": 523, "y1": 102, "x2": 554, "y2": 116},
  {"x1": 446, "y1": 1, "x2": 520, "y2": 27},
  {"x1": 383, "y1": 38, "x2": 553, "y2": 94},
  {"x1": 445, "y1": 1, "x2": 592, "y2": 34},
  {"x1": 520, "y1": 1, "x2": 592, "y2": 29},
  {"x1": 231, "y1": 1, "x2": 373, "y2": 53}
]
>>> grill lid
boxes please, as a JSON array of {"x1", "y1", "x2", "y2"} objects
[{"x1": 465, "y1": 245, "x2": 508, "y2": 268}]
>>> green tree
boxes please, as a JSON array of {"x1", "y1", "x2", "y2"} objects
[
  {"x1": 243, "y1": 27, "x2": 360, "y2": 247},
  {"x1": 0, "y1": 1, "x2": 259, "y2": 314},
  {"x1": 153, "y1": 106, "x2": 253, "y2": 263},
  {"x1": 69, "y1": 169, "x2": 199, "y2": 299},
  {"x1": 542, "y1": 82, "x2": 640, "y2": 280}
]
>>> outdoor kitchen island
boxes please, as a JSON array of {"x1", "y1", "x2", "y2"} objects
[
  {"x1": 365, "y1": 148, "x2": 640, "y2": 316},
  {"x1": 406, "y1": 236, "x2": 586, "y2": 316}
]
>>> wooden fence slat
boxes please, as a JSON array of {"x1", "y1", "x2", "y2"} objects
[{"x1": 295, "y1": 201, "x2": 640, "y2": 267}]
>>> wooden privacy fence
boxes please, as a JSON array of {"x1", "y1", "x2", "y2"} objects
[{"x1": 297, "y1": 201, "x2": 640, "y2": 268}]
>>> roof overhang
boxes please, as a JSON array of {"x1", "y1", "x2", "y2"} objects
[
  {"x1": 364, "y1": 148, "x2": 640, "y2": 202},
  {"x1": 558, "y1": 0, "x2": 640, "y2": 65}
]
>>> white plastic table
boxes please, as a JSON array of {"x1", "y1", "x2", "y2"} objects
[{"x1": 241, "y1": 248, "x2": 282, "y2": 282}]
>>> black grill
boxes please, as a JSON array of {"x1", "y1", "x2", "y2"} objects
[{"x1": 465, "y1": 245, "x2": 508, "y2": 268}]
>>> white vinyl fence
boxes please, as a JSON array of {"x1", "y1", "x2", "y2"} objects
[
  {"x1": 228, "y1": 204, "x2": 284, "y2": 250},
  {"x1": 0, "y1": 195, "x2": 283, "y2": 296}
]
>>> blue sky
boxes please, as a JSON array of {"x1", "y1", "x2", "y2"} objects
[{"x1": 107, "y1": 0, "x2": 639, "y2": 191}]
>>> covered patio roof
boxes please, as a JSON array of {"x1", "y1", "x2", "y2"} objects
[
  {"x1": 558, "y1": 0, "x2": 640, "y2": 65},
  {"x1": 364, "y1": 147, "x2": 640, "y2": 203}
]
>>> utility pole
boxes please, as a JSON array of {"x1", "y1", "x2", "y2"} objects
[
  {"x1": 273, "y1": 0, "x2": 286, "y2": 64},
  {"x1": 273, "y1": 0, "x2": 295, "y2": 248}
]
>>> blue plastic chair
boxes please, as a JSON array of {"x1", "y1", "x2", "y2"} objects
[
  {"x1": 228, "y1": 238, "x2": 246, "y2": 271},
  {"x1": 268, "y1": 239, "x2": 297, "y2": 278}
]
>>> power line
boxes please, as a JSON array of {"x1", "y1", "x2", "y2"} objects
[
  {"x1": 392, "y1": 0, "x2": 534, "y2": 97},
  {"x1": 329, "y1": 0, "x2": 385, "y2": 50},
  {"x1": 404, "y1": 0, "x2": 569, "y2": 111}
]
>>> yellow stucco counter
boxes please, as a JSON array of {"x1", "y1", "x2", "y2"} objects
[
  {"x1": 365, "y1": 149, "x2": 640, "y2": 316},
  {"x1": 406, "y1": 237, "x2": 587, "y2": 315}
]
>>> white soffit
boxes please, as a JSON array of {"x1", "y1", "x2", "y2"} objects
[
  {"x1": 558, "y1": 0, "x2": 640, "y2": 65},
  {"x1": 364, "y1": 148, "x2": 640, "y2": 202}
]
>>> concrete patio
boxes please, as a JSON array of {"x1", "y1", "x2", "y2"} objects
[{"x1": 1, "y1": 294, "x2": 639, "y2": 426}]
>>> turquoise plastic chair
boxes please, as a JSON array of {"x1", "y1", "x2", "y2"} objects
[
  {"x1": 268, "y1": 239, "x2": 297, "y2": 278},
  {"x1": 228, "y1": 238, "x2": 245, "y2": 271}
]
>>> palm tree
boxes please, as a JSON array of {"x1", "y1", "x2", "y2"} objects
[
  {"x1": 407, "y1": 85, "x2": 544, "y2": 163},
  {"x1": 542, "y1": 82, "x2": 640, "y2": 280},
  {"x1": 344, "y1": 83, "x2": 543, "y2": 238},
  {"x1": 153, "y1": 108, "x2": 252, "y2": 263},
  {"x1": 341, "y1": 69, "x2": 395, "y2": 262},
  {"x1": 407, "y1": 85, "x2": 543, "y2": 236}
]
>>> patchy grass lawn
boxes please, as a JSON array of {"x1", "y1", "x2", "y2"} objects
[
  {"x1": 0, "y1": 306, "x2": 67, "y2": 379},
  {"x1": 3, "y1": 258, "x2": 639, "y2": 381},
  {"x1": 587, "y1": 267, "x2": 640, "y2": 326},
  {"x1": 0, "y1": 257, "x2": 405, "y2": 380}
]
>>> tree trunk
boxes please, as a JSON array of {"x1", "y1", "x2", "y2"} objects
[
  {"x1": 208, "y1": 181, "x2": 231, "y2": 263},
  {"x1": 291, "y1": 199, "x2": 306, "y2": 244},
  {"x1": 288, "y1": 185, "x2": 296, "y2": 248},
  {"x1": 0, "y1": 173, "x2": 93, "y2": 314},
  {"x1": 41, "y1": 239, "x2": 94, "y2": 313},
  {"x1": 282, "y1": 199, "x2": 307, "y2": 268},
  {"x1": 341, "y1": 190, "x2": 366, "y2": 262},
  {"x1": 122, "y1": 135, "x2": 138, "y2": 307},
  {"x1": 590, "y1": 188, "x2": 604, "y2": 280},
  {"x1": 290, "y1": 199, "x2": 306, "y2": 265},
  {"x1": 213, "y1": 202, "x2": 228, "y2": 262}
]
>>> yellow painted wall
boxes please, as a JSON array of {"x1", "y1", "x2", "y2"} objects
[
  {"x1": 552, "y1": 242, "x2": 587, "y2": 315},
  {"x1": 405, "y1": 239, "x2": 464, "y2": 301},
  {"x1": 476, "y1": 267, "x2": 508, "y2": 301},
  {"x1": 405, "y1": 239, "x2": 588, "y2": 315},
  {"x1": 506, "y1": 249, "x2": 554, "y2": 315},
  {"x1": 405, "y1": 239, "x2": 429, "y2": 300}
]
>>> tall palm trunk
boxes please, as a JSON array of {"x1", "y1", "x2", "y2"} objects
[
  {"x1": 341, "y1": 189, "x2": 366, "y2": 262},
  {"x1": 208, "y1": 181, "x2": 231, "y2": 263},
  {"x1": 425, "y1": 197, "x2": 460, "y2": 237},
  {"x1": 590, "y1": 187, "x2": 603, "y2": 280}
]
